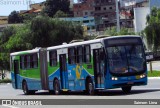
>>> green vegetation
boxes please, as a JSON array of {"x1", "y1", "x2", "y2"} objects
[
  {"x1": 145, "y1": 7, "x2": 160, "y2": 51},
  {"x1": 0, "y1": 16, "x2": 83, "y2": 71},
  {"x1": 42, "y1": 0, "x2": 70, "y2": 17},
  {"x1": 104, "y1": 27, "x2": 135, "y2": 36},
  {"x1": 148, "y1": 70, "x2": 160, "y2": 77},
  {"x1": 8, "y1": 11, "x2": 23, "y2": 24},
  {"x1": 0, "y1": 79, "x2": 11, "y2": 83}
]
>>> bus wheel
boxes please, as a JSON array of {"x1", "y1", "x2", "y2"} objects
[
  {"x1": 22, "y1": 81, "x2": 29, "y2": 95},
  {"x1": 121, "y1": 86, "x2": 132, "y2": 94},
  {"x1": 87, "y1": 79, "x2": 94, "y2": 95},
  {"x1": 54, "y1": 79, "x2": 60, "y2": 95}
]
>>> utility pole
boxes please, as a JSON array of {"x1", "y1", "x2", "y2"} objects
[{"x1": 116, "y1": 0, "x2": 120, "y2": 32}]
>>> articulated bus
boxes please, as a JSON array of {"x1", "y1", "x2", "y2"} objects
[{"x1": 10, "y1": 35, "x2": 147, "y2": 95}]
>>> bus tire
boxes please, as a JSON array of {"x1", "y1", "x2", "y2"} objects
[
  {"x1": 54, "y1": 79, "x2": 60, "y2": 95},
  {"x1": 86, "y1": 78, "x2": 94, "y2": 95},
  {"x1": 121, "y1": 86, "x2": 132, "y2": 94},
  {"x1": 22, "y1": 81, "x2": 29, "y2": 95}
]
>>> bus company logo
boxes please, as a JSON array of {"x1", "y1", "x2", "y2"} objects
[
  {"x1": 2, "y1": 100, "x2": 42, "y2": 106},
  {"x1": 2, "y1": 100, "x2": 11, "y2": 105}
]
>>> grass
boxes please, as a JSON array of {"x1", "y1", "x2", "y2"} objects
[
  {"x1": 148, "y1": 70, "x2": 160, "y2": 77},
  {"x1": 0, "y1": 79, "x2": 12, "y2": 83}
]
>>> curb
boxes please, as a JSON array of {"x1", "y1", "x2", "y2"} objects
[
  {"x1": 0, "y1": 83, "x2": 11, "y2": 85},
  {"x1": 148, "y1": 77, "x2": 160, "y2": 79}
]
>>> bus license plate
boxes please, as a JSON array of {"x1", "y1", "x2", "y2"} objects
[{"x1": 127, "y1": 82, "x2": 134, "y2": 84}]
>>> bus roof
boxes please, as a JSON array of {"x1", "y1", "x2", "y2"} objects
[
  {"x1": 10, "y1": 35, "x2": 141, "y2": 55},
  {"x1": 10, "y1": 48, "x2": 40, "y2": 56},
  {"x1": 47, "y1": 35, "x2": 141, "y2": 51}
]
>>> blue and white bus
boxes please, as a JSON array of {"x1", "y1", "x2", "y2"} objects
[{"x1": 10, "y1": 35, "x2": 147, "y2": 95}]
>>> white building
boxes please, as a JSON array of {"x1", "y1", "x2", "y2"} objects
[{"x1": 134, "y1": 7, "x2": 150, "y2": 33}]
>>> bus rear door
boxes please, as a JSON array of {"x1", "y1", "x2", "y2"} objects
[
  {"x1": 59, "y1": 54, "x2": 68, "y2": 90},
  {"x1": 13, "y1": 60, "x2": 20, "y2": 89}
]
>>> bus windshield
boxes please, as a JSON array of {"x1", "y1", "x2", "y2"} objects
[{"x1": 106, "y1": 45, "x2": 146, "y2": 75}]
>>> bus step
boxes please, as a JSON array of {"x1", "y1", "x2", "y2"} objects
[
  {"x1": 95, "y1": 88, "x2": 105, "y2": 90},
  {"x1": 62, "y1": 89, "x2": 68, "y2": 91}
]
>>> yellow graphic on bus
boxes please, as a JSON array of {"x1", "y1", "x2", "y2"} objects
[{"x1": 76, "y1": 64, "x2": 83, "y2": 79}]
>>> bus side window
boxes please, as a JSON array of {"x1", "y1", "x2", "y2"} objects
[
  {"x1": 84, "y1": 45, "x2": 91, "y2": 63},
  {"x1": 32, "y1": 54, "x2": 38, "y2": 68},
  {"x1": 20, "y1": 56, "x2": 25, "y2": 69},
  {"x1": 68, "y1": 47, "x2": 76, "y2": 64},
  {"x1": 49, "y1": 51, "x2": 57, "y2": 66},
  {"x1": 77, "y1": 46, "x2": 83, "y2": 64},
  {"x1": 27, "y1": 55, "x2": 31, "y2": 69}
]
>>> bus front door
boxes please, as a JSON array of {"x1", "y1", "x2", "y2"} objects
[
  {"x1": 59, "y1": 54, "x2": 68, "y2": 90},
  {"x1": 13, "y1": 60, "x2": 19, "y2": 89},
  {"x1": 93, "y1": 49, "x2": 105, "y2": 89}
]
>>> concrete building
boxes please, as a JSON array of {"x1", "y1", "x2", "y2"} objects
[
  {"x1": 119, "y1": 0, "x2": 149, "y2": 28},
  {"x1": 93, "y1": 0, "x2": 116, "y2": 31},
  {"x1": 73, "y1": 0, "x2": 116, "y2": 31},
  {"x1": 73, "y1": 0, "x2": 94, "y2": 17},
  {"x1": 134, "y1": 7, "x2": 150, "y2": 33},
  {"x1": 60, "y1": 16, "x2": 96, "y2": 35}
]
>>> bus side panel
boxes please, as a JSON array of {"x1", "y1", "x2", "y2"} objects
[
  {"x1": 21, "y1": 68, "x2": 42, "y2": 90},
  {"x1": 11, "y1": 71, "x2": 22, "y2": 89},
  {"x1": 48, "y1": 68, "x2": 60, "y2": 90}
]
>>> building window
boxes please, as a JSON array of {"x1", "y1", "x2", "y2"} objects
[
  {"x1": 83, "y1": 20, "x2": 89, "y2": 23},
  {"x1": 49, "y1": 50, "x2": 57, "y2": 66},
  {"x1": 68, "y1": 47, "x2": 76, "y2": 64},
  {"x1": 84, "y1": 45, "x2": 91, "y2": 63},
  {"x1": 85, "y1": 12, "x2": 88, "y2": 15},
  {"x1": 103, "y1": 7, "x2": 106, "y2": 10},
  {"x1": 95, "y1": 7, "x2": 101, "y2": 11},
  {"x1": 77, "y1": 46, "x2": 83, "y2": 63},
  {"x1": 109, "y1": 7, "x2": 112, "y2": 9},
  {"x1": 91, "y1": 26, "x2": 95, "y2": 29}
]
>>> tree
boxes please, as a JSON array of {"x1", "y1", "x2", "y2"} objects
[
  {"x1": 54, "y1": 10, "x2": 68, "y2": 18},
  {"x1": 144, "y1": 7, "x2": 160, "y2": 51},
  {"x1": 0, "y1": 16, "x2": 84, "y2": 71},
  {"x1": 43, "y1": 0, "x2": 70, "y2": 17},
  {"x1": 104, "y1": 27, "x2": 135, "y2": 36},
  {"x1": 8, "y1": 11, "x2": 23, "y2": 24}
]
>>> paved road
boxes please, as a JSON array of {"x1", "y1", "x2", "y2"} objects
[
  {"x1": 1, "y1": 79, "x2": 160, "y2": 107},
  {"x1": 0, "y1": 79, "x2": 160, "y2": 99}
]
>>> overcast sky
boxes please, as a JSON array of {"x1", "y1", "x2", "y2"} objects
[{"x1": 0, "y1": 0, "x2": 78, "y2": 16}]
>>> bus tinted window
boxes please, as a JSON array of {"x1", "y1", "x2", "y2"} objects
[
  {"x1": 49, "y1": 50, "x2": 57, "y2": 66},
  {"x1": 84, "y1": 45, "x2": 91, "y2": 63},
  {"x1": 77, "y1": 46, "x2": 83, "y2": 63},
  {"x1": 104, "y1": 37, "x2": 142, "y2": 47},
  {"x1": 20, "y1": 53, "x2": 38, "y2": 69},
  {"x1": 68, "y1": 48, "x2": 76, "y2": 64},
  {"x1": 32, "y1": 54, "x2": 38, "y2": 68}
]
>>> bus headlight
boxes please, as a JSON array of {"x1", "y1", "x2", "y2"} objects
[
  {"x1": 136, "y1": 74, "x2": 146, "y2": 79},
  {"x1": 112, "y1": 77, "x2": 118, "y2": 81}
]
